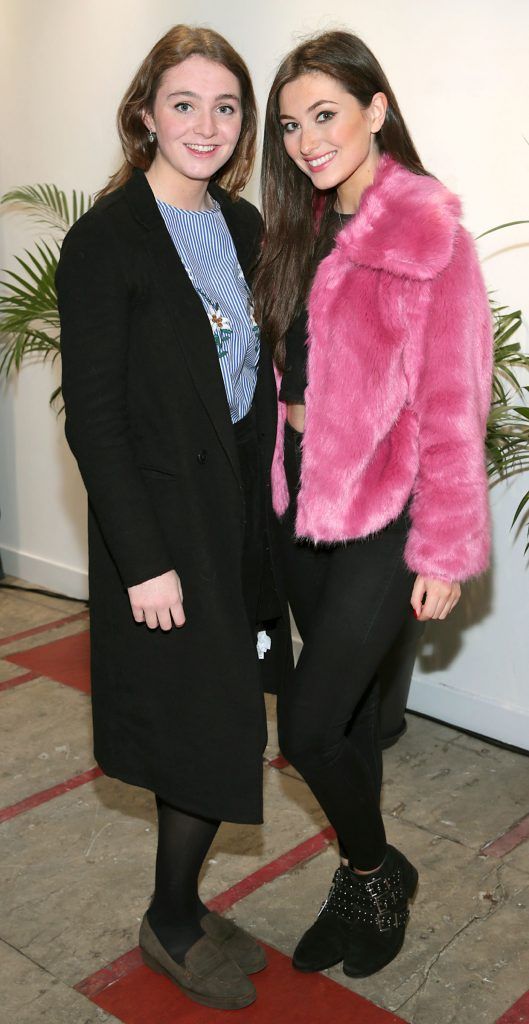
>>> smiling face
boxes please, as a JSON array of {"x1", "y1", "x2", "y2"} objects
[
  {"x1": 143, "y1": 54, "x2": 243, "y2": 202},
  {"x1": 279, "y1": 72, "x2": 386, "y2": 211}
]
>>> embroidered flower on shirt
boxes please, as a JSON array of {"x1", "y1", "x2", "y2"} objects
[
  {"x1": 194, "y1": 286, "x2": 232, "y2": 357},
  {"x1": 208, "y1": 306, "x2": 231, "y2": 356}
]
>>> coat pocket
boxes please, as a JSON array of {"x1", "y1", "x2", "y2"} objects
[{"x1": 139, "y1": 464, "x2": 179, "y2": 480}]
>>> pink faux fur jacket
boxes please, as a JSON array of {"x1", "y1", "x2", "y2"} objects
[{"x1": 271, "y1": 155, "x2": 493, "y2": 582}]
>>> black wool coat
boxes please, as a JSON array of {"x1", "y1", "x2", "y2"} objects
[{"x1": 56, "y1": 169, "x2": 291, "y2": 824}]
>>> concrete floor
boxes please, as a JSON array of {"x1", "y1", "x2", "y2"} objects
[{"x1": 1, "y1": 577, "x2": 529, "y2": 1024}]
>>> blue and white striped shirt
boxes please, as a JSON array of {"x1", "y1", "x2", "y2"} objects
[{"x1": 157, "y1": 198, "x2": 259, "y2": 423}]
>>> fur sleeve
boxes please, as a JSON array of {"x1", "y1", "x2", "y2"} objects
[{"x1": 404, "y1": 227, "x2": 493, "y2": 581}]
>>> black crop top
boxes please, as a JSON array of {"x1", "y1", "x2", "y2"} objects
[{"x1": 278, "y1": 211, "x2": 352, "y2": 404}]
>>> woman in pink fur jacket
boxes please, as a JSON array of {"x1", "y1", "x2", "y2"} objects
[{"x1": 254, "y1": 31, "x2": 492, "y2": 979}]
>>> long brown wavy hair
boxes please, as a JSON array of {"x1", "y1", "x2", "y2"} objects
[
  {"x1": 97, "y1": 25, "x2": 257, "y2": 201},
  {"x1": 253, "y1": 31, "x2": 428, "y2": 368}
]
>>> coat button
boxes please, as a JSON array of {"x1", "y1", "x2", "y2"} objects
[{"x1": 197, "y1": 450, "x2": 208, "y2": 465}]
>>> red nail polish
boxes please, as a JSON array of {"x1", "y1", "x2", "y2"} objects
[{"x1": 413, "y1": 609, "x2": 419, "y2": 619}]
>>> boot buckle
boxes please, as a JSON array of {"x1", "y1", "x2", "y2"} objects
[
  {"x1": 373, "y1": 891, "x2": 397, "y2": 914},
  {"x1": 365, "y1": 875, "x2": 392, "y2": 898},
  {"x1": 376, "y1": 908, "x2": 409, "y2": 932},
  {"x1": 376, "y1": 911, "x2": 398, "y2": 932}
]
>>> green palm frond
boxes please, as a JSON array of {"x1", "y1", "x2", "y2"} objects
[
  {"x1": 0, "y1": 184, "x2": 92, "y2": 233},
  {"x1": 0, "y1": 237, "x2": 61, "y2": 392},
  {"x1": 0, "y1": 183, "x2": 90, "y2": 404},
  {"x1": 513, "y1": 490, "x2": 529, "y2": 528},
  {"x1": 486, "y1": 301, "x2": 529, "y2": 547},
  {"x1": 476, "y1": 219, "x2": 529, "y2": 240},
  {"x1": 487, "y1": 341, "x2": 529, "y2": 480},
  {"x1": 490, "y1": 304, "x2": 529, "y2": 403},
  {"x1": 480, "y1": 228, "x2": 529, "y2": 548}
]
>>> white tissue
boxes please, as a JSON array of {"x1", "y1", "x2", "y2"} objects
[{"x1": 256, "y1": 630, "x2": 272, "y2": 660}]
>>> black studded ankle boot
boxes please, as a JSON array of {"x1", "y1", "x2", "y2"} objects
[
  {"x1": 292, "y1": 865, "x2": 355, "y2": 972},
  {"x1": 342, "y1": 845, "x2": 418, "y2": 977},
  {"x1": 292, "y1": 845, "x2": 418, "y2": 976}
]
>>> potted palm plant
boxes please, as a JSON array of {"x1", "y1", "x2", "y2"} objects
[
  {"x1": 0, "y1": 185, "x2": 92, "y2": 403},
  {"x1": 1, "y1": 187, "x2": 528, "y2": 746}
]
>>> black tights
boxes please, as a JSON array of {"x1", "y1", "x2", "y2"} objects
[
  {"x1": 277, "y1": 422, "x2": 414, "y2": 870},
  {"x1": 148, "y1": 796, "x2": 219, "y2": 962},
  {"x1": 146, "y1": 408, "x2": 275, "y2": 964}
]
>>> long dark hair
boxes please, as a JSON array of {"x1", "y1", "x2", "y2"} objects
[
  {"x1": 253, "y1": 31, "x2": 428, "y2": 368},
  {"x1": 97, "y1": 25, "x2": 257, "y2": 201}
]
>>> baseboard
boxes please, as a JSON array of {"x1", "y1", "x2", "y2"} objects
[
  {"x1": 0, "y1": 545, "x2": 88, "y2": 600},
  {"x1": 408, "y1": 675, "x2": 529, "y2": 752}
]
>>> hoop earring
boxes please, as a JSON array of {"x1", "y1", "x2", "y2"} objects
[{"x1": 147, "y1": 129, "x2": 156, "y2": 144}]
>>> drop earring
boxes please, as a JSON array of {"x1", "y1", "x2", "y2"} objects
[{"x1": 147, "y1": 129, "x2": 156, "y2": 144}]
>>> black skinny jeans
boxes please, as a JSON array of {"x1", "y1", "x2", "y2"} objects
[{"x1": 277, "y1": 421, "x2": 415, "y2": 870}]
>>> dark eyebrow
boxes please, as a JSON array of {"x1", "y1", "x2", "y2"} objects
[
  {"x1": 167, "y1": 90, "x2": 198, "y2": 99},
  {"x1": 279, "y1": 99, "x2": 339, "y2": 120},
  {"x1": 167, "y1": 90, "x2": 240, "y2": 102}
]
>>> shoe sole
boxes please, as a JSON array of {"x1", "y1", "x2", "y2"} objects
[
  {"x1": 245, "y1": 959, "x2": 268, "y2": 975},
  {"x1": 293, "y1": 953, "x2": 345, "y2": 973},
  {"x1": 140, "y1": 949, "x2": 256, "y2": 1009}
]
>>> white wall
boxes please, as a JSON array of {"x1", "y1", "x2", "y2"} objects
[{"x1": 1, "y1": 0, "x2": 528, "y2": 742}]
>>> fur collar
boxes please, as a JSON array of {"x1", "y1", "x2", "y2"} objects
[{"x1": 333, "y1": 155, "x2": 462, "y2": 281}]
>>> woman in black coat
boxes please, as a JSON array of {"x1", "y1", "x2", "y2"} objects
[{"x1": 56, "y1": 25, "x2": 290, "y2": 1011}]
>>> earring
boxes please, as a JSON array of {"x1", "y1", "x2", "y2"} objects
[{"x1": 147, "y1": 129, "x2": 156, "y2": 143}]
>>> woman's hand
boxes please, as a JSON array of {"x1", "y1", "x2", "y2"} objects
[
  {"x1": 128, "y1": 570, "x2": 185, "y2": 630},
  {"x1": 411, "y1": 575, "x2": 461, "y2": 621}
]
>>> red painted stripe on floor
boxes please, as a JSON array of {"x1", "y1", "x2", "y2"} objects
[
  {"x1": 495, "y1": 988, "x2": 529, "y2": 1023},
  {"x1": 0, "y1": 765, "x2": 103, "y2": 824},
  {"x1": 481, "y1": 813, "x2": 529, "y2": 858},
  {"x1": 208, "y1": 825, "x2": 337, "y2": 914},
  {"x1": 0, "y1": 669, "x2": 39, "y2": 692},
  {"x1": 267, "y1": 754, "x2": 290, "y2": 770},
  {"x1": 78, "y1": 942, "x2": 406, "y2": 1024},
  {"x1": 0, "y1": 609, "x2": 88, "y2": 648},
  {"x1": 5, "y1": 631, "x2": 91, "y2": 693},
  {"x1": 76, "y1": 947, "x2": 144, "y2": 999}
]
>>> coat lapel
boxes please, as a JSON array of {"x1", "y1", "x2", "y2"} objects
[
  {"x1": 123, "y1": 170, "x2": 241, "y2": 485},
  {"x1": 333, "y1": 155, "x2": 460, "y2": 280}
]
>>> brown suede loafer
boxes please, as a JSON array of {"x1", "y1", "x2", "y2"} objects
[
  {"x1": 201, "y1": 910, "x2": 267, "y2": 974},
  {"x1": 139, "y1": 914, "x2": 256, "y2": 1009}
]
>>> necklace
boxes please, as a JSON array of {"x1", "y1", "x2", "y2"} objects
[
  {"x1": 335, "y1": 197, "x2": 350, "y2": 229},
  {"x1": 335, "y1": 194, "x2": 357, "y2": 230}
]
